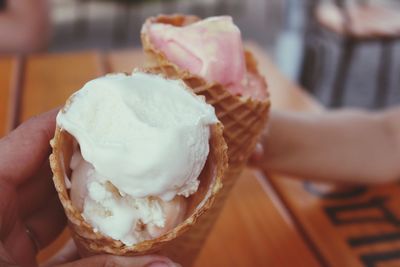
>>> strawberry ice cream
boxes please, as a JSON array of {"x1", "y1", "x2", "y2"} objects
[{"x1": 144, "y1": 16, "x2": 267, "y2": 100}]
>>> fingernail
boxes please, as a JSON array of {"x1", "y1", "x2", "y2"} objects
[
  {"x1": 147, "y1": 261, "x2": 181, "y2": 267},
  {"x1": 146, "y1": 261, "x2": 169, "y2": 267}
]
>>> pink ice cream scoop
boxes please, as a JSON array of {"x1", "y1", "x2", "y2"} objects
[{"x1": 146, "y1": 16, "x2": 267, "y2": 100}]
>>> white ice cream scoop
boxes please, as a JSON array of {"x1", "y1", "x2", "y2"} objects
[{"x1": 57, "y1": 71, "x2": 218, "y2": 245}]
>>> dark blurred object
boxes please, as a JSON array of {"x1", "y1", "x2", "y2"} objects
[
  {"x1": 73, "y1": 0, "x2": 179, "y2": 45},
  {"x1": 0, "y1": 0, "x2": 5, "y2": 10},
  {"x1": 300, "y1": 0, "x2": 400, "y2": 109},
  {"x1": 72, "y1": 0, "x2": 245, "y2": 45},
  {"x1": 61, "y1": 0, "x2": 247, "y2": 51},
  {"x1": 99, "y1": 0, "x2": 174, "y2": 3},
  {"x1": 49, "y1": 0, "x2": 279, "y2": 59}
]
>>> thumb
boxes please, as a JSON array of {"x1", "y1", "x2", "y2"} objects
[
  {"x1": 55, "y1": 254, "x2": 181, "y2": 267},
  {"x1": 0, "y1": 108, "x2": 58, "y2": 186}
]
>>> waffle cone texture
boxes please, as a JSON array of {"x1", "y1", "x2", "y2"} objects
[
  {"x1": 140, "y1": 14, "x2": 271, "y2": 266},
  {"x1": 50, "y1": 70, "x2": 228, "y2": 263}
]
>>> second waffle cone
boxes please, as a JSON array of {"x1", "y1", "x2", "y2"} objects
[{"x1": 141, "y1": 14, "x2": 271, "y2": 266}]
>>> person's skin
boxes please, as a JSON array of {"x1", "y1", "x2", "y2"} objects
[
  {"x1": 0, "y1": 109, "x2": 179, "y2": 267},
  {"x1": 0, "y1": 0, "x2": 50, "y2": 53},
  {"x1": 252, "y1": 107, "x2": 400, "y2": 184}
]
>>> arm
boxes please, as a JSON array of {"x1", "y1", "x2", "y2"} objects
[
  {"x1": 0, "y1": 0, "x2": 50, "y2": 53},
  {"x1": 258, "y1": 108, "x2": 400, "y2": 184}
]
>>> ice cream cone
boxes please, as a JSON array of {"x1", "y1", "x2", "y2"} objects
[
  {"x1": 50, "y1": 70, "x2": 228, "y2": 264},
  {"x1": 141, "y1": 14, "x2": 270, "y2": 266},
  {"x1": 142, "y1": 14, "x2": 270, "y2": 165}
]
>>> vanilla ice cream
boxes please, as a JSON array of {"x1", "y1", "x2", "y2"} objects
[
  {"x1": 145, "y1": 16, "x2": 267, "y2": 100},
  {"x1": 57, "y1": 72, "x2": 218, "y2": 245}
]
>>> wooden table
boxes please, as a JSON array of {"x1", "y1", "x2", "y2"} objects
[{"x1": 1, "y1": 45, "x2": 399, "y2": 267}]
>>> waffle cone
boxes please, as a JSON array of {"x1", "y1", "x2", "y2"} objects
[
  {"x1": 141, "y1": 14, "x2": 270, "y2": 266},
  {"x1": 50, "y1": 71, "x2": 228, "y2": 265},
  {"x1": 142, "y1": 14, "x2": 270, "y2": 165}
]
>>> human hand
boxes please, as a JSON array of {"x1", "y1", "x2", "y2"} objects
[
  {"x1": 0, "y1": 109, "x2": 180, "y2": 267},
  {"x1": 42, "y1": 239, "x2": 181, "y2": 267}
]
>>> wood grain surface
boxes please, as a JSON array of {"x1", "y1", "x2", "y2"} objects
[
  {"x1": 0, "y1": 57, "x2": 14, "y2": 136},
  {"x1": 252, "y1": 42, "x2": 400, "y2": 267},
  {"x1": 19, "y1": 51, "x2": 104, "y2": 122},
  {"x1": 107, "y1": 48, "x2": 148, "y2": 73},
  {"x1": 194, "y1": 170, "x2": 320, "y2": 267}
]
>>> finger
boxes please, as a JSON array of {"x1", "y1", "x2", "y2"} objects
[
  {"x1": 0, "y1": 182, "x2": 18, "y2": 240},
  {"x1": 0, "y1": 243, "x2": 18, "y2": 267},
  {"x1": 40, "y1": 239, "x2": 79, "y2": 267},
  {"x1": 0, "y1": 108, "x2": 58, "y2": 186},
  {"x1": 55, "y1": 254, "x2": 181, "y2": 267},
  {"x1": 24, "y1": 195, "x2": 66, "y2": 249},
  {"x1": 3, "y1": 219, "x2": 37, "y2": 267},
  {"x1": 18, "y1": 159, "x2": 56, "y2": 218}
]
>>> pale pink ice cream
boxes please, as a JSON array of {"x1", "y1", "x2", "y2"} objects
[
  {"x1": 69, "y1": 148, "x2": 187, "y2": 243},
  {"x1": 145, "y1": 16, "x2": 266, "y2": 100}
]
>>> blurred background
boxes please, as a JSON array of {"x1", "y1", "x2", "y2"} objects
[{"x1": 2, "y1": 0, "x2": 400, "y2": 109}]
